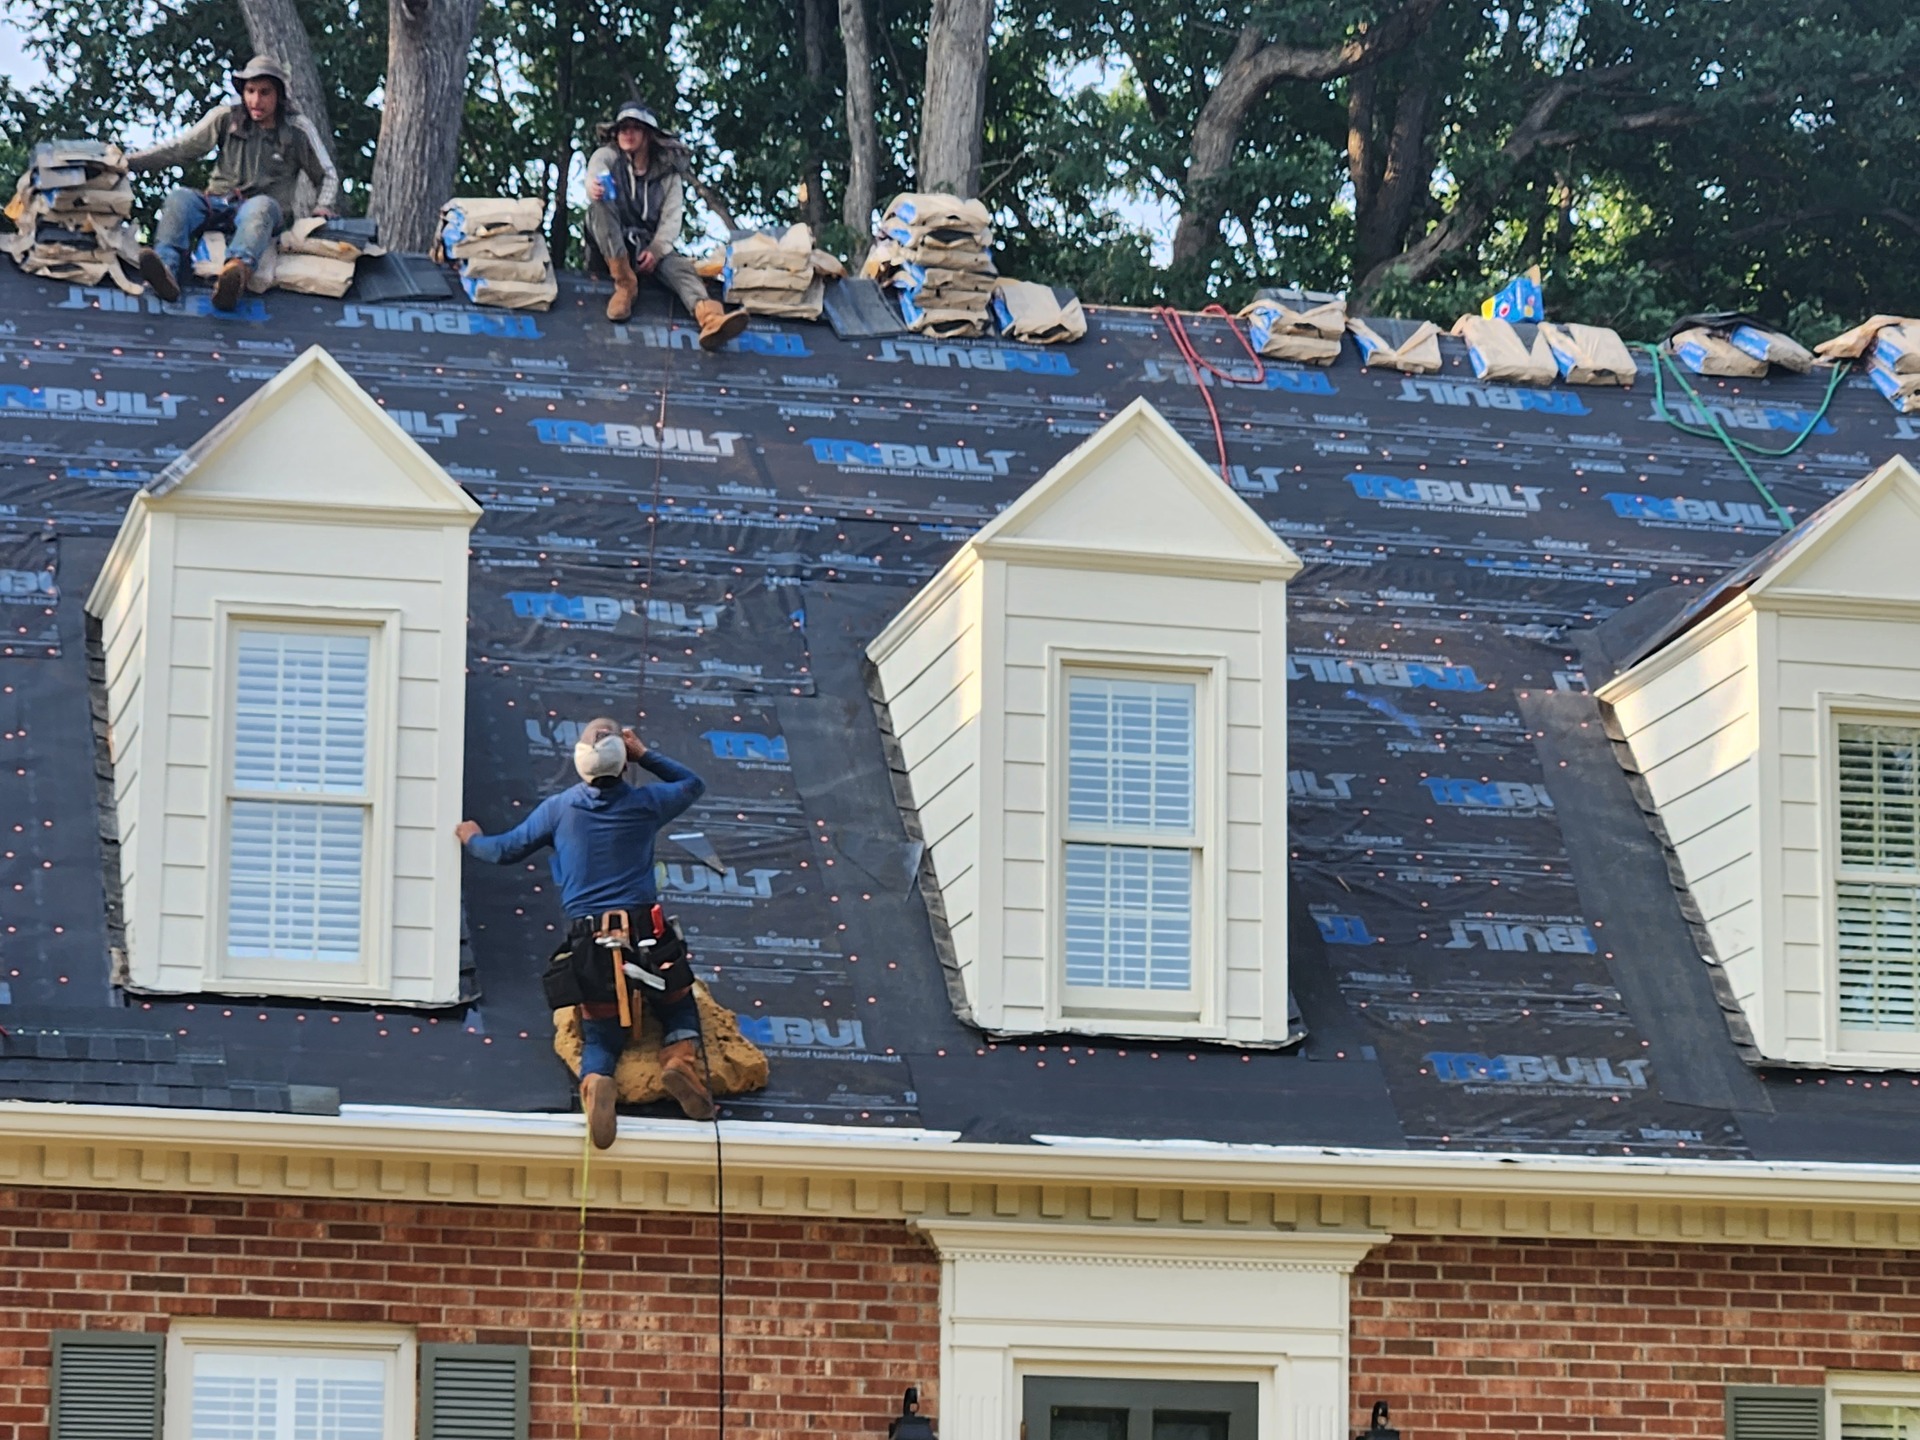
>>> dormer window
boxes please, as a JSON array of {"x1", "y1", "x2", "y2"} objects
[
  {"x1": 1835, "y1": 720, "x2": 1920, "y2": 1032},
  {"x1": 1062, "y1": 670, "x2": 1207, "y2": 1016},
  {"x1": 1598, "y1": 455, "x2": 1920, "y2": 1066},
  {"x1": 867, "y1": 398, "x2": 1300, "y2": 1043},
  {"x1": 84, "y1": 346, "x2": 481, "y2": 1004}
]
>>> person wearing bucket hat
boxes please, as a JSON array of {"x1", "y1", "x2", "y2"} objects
[
  {"x1": 583, "y1": 101, "x2": 748, "y2": 349},
  {"x1": 126, "y1": 54, "x2": 340, "y2": 312}
]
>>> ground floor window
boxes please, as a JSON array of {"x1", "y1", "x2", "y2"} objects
[
  {"x1": 164, "y1": 1323, "x2": 415, "y2": 1440},
  {"x1": 1829, "y1": 1375, "x2": 1920, "y2": 1440},
  {"x1": 1023, "y1": 1377, "x2": 1259, "y2": 1440}
]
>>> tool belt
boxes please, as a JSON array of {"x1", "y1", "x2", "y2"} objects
[{"x1": 543, "y1": 904, "x2": 695, "y2": 1028}]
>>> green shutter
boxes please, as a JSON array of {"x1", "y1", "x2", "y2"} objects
[
  {"x1": 49, "y1": 1331, "x2": 163, "y2": 1440},
  {"x1": 1728, "y1": 1387, "x2": 1826, "y2": 1440},
  {"x1": 421, "y1": 1343, "x2": 529, "y2": 1440}
]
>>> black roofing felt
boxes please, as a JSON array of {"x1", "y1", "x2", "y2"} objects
[{"x1": 6, "y1": 263, "x2": 1920, "y2": 1158}]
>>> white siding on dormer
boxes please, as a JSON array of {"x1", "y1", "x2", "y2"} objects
[
  {"x1": 1604, "y1": 615, "x2": 1764, "y2": 1039},
  {"x1": 867, "y1": 398, "x2": 1301, "y2": 1042},
  {"x1": 871, "y1": 562, "x2": 985, "y2": 999}
]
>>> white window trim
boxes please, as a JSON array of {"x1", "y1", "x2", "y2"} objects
[
  {"x1": 206, "y1": 601, "x2": 402, "y2": 1000},
  {"x1": 1828, "y1": 1370, "x2": 1920, "y2": 1437},
  {"x1": 163, "y1": 1319, "x2": 416, "y2": 1440},
  {"x1": 1820, "y1": 694, "x2": 1920, "y2": 1062},
  {"x1": 1046, "y1": 649, "x2": 1229, "y2": 1035}
]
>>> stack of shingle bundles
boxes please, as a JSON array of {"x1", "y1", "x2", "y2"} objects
[
  {"x1": 1666, "y1": 313, "x2": 1814, "y2": 377},
  {"x1": 1538, "y1": 322, "x2": 1638, "y2": 386},
  {"x1": 1346, "y1": 317, "x2": 1442, "y2": 374},
  {"x1": 195, "y1": 216, "x2": 381, "y2": 299},
  {"x1": 1239, "y1": 288, "x2": 1346, "y2": 364},
  {"x1": 0, "y1": 140, "x2": 140, "y2": 293},
  {"x1": 1451, "y1": 315, "x2": 1556, "y2": 385},
  {"x1": 990, "y1": 279, "x2": 1086, "y2": 344},
  {"x1": 435, "y1": 197, "x2": 555, "y2": 311},
  {"x1": 1817, "y1": 315, "x2": 1920, "y2": 413},
  {"x1": 721, "y1": 224, "x2": 835, "y2": 320},
  {"x1": 867, "y1": 192, "x2": 996, "y2": 337}
]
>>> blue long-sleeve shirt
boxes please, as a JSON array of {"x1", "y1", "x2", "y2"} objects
[{"x1": 463, "y1": 750, "x2": 706, "y2": 916}]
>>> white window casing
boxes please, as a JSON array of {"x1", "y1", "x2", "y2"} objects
[
  {"x1": 1829, "y1": 1371, "x2": 1920, "y2": 1440},
  {"x1": 866, "y1": 398, "x2": 1301, "y2": 1043},
  {"x1": 913, "y1": 1219, "x2": 1384, "y2": 1440},
  {"x1": 83, "y1": 344, "x2": 482, "y2": 1004},
  {"x1": 1832, "y1": 719, "x2": 1920, "y2": 1034},
  {"x1": 163, "y1": 1321, "x2": 416, "y2": 1440},
  {"x1": 1057, "y1": 664, "x2": 1220, "y2": 1022},
  {"x1": 214, "y1": 611, "x2": 397, "y2": 994}
]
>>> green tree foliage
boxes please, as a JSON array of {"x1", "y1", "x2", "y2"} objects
[{"x1": 7, "y1": 0, "x2": 1920, "y2": 338}]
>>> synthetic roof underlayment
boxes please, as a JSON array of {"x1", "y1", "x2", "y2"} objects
[{"x1": 4, "y1": 263, "x2": 1920, "y2": 1163}]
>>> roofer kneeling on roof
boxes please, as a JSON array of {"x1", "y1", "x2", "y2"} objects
[
  {"x1": 584, "y1": 101, "x2": 748, "y2": 349},
  {"x1": 127, "y1": 54, "x2": 340, "y2": 312},
  {"x1": 455, "y1": 720, "x2": 712, "y2": 1147}
]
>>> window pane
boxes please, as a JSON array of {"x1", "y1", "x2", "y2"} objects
[
  {"x1": 234, "y1": 630, "x2": 371, "y2": 795},
  {"x1": 1837, "y1": 881, "x2": 1920, "y2": 1030},
  {"x1": 1068, "y1": 677, "x2": 1195, "y2": 834},
  {"x1": 1065, "y1": 843, "x2": 1192, "y2": 990},
  {"x1": 1050, "y1": 1408, "x2": 1128, "y2": 1440},
  {"x1": 228, "y1": 801, "x2": 365, "y2": 962},
  {"x1": 1842, "y1": 1404, "x2": 1920, "y2": 1440},
  {"x1": 1154, "y1": 1413, "x2": 1231, "y2": 1440},
  {"x1": 1839, "y1": 723, "x2": 1920, "y2": 870},
  {"x1": 191, "y1": 1351, "x2": 386, "y2": 1440}
]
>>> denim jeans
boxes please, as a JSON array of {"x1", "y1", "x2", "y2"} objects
[
  {"x1": 579, "y1": 991, "x2": 702, "y2": 1079},
  {"x1": 151, "y1": 187, "x2": 283, "y2": 278}
]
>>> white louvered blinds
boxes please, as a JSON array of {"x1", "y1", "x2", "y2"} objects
[
  {"x1": 1063, "y1": 676, "x2": 1199, "y2": 994},
  {"x1": 226, "y1": 629, "x2": 371, "y2": 966},
  {"x1": 189, "y1": 1351, "x2": 387, "y2": 1440},
  {"x1": 1836, "y1": 722, "x2": 1920, "y2": 1030},
  {"x1": 1842, "y1": 1404, "x2": 1920, "y2": 1440}
]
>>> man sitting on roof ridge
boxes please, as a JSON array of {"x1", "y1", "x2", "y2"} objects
[
  {"x1": 583, "y1": 100, "x2": 747, "y2": 349},
  {"x1": 128, "y1": 54, "x2": 340, "y2": 312},
  {"x1": 455, "y1": 719, "x2": 713, "y2": 1147}
]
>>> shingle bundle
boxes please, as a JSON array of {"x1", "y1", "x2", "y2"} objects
[
  {"x1": 0, "y1": 140, "x2": 140, "y2": 293},
  {"x1": 193, "y1": 216, "x2": 381, "y2": 299},
  {"x1": 1816, "y1": 316, "x2": 1920, "y2": 413},
  {"x1": 1539, "y1": 322, "x2": 1638, "y2": 386},
  {"x1": 435, "y1": 197, "x2": 556, "y2": 311},
  {"x1": 1346, "y1": 317, "x2": 1442, "y2": 374},
  {"x1": 865, "y1": 192, "x2": 996, "y2": 337},
  {"x1": 1240, "y1": 288, "x2": 1346, "y2": 364},
  {"x1": 990, "y1": 279, "x2": 1086, "y2": 344},
  {"x1": 721, "y1": 224, "x2": 838, "y2": 320},
  {"x1": 1452, "y1": 316, "x2": 1556, "y2": 385}
]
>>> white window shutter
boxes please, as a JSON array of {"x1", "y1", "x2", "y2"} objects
[
  {"x1": 420, "y1": 1344, "x2": 528, "y2": 1440},
  {"x1": 49, "y1": 1331, "x2": 163, "y2": 1440}
]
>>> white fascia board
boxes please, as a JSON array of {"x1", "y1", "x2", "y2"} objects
[{"x1": 7, "y1": 1100, "x2": 1920, "y2": 1207}]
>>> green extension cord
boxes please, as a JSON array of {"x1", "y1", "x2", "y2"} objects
[{"x1": 1637, "y1": 340, "x2": 1851, "y2": 532}]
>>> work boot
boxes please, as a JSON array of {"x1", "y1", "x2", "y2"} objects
[
  {"x1": 605, "y1": 252, "x2": 639, "y2": 323},
  {"x1": 212, "y1": 258, "x2": 251, "y2": 312},
  {"x1": 580, "y1": 1072, "x2": 618, "y2": 1150},
  {"x1": 659, "y1": 1039, "x2": 716, "y2": 1120},
  {"x1": 137, "y1": 248, "x2": 180, "y2": 303},
  {"x1": 695, "y1": 298, "x2": 749, "y2": 352}
]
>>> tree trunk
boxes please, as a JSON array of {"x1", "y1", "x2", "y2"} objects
[
  {"x1": 370, "y1": 0, "x2": 483, "y2": 253},
  {"x1": 1348, "y1": 72, "x2": 1433, "y2": 283},
  {"x1": 917, "y1": 0, "x2": 994, "y2": 196},
  {"x1": 838, "y1": 0, "x2": 880, "y2": 249},
  {"x1": 1168, "y1": 0, "x2": 1448, "y2": 269},
  {"x1": 799, "y1": 0, "x2": 831, "y2": 231},
  {"x1": 546, "y1": 0, "x2": 576, "y2": 267},
  {"x1": 236, "y1": 0, "x2": 332, "y2": 215}
]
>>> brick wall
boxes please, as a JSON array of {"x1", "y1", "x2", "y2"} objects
[
  {"x1": 0, "y1": 1185, "x2": 939, "y2": 1440},
  {"x1": 1351, "y1": 1235, "x2": 1920, "y2": 1439}
]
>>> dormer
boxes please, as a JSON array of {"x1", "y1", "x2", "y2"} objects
[
  {"x1": 84, "y1": 347, "x2": 482, "y2": 1004},
  {"x1": 1598, "y1": 456, "x2": 1920, "y2": 1066},
  {"x1": 867, "y1": 398, "x2": 1303, "y2": 1042}
]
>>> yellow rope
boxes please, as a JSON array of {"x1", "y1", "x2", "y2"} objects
[{"x1": 571, "y1": 1112, "x2": 592, "y2": 1440}]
